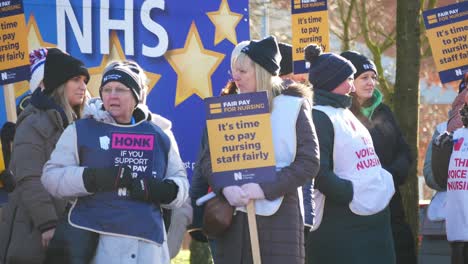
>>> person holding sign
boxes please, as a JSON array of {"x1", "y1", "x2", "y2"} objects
[
  {"x1": 304, "y1": 44, "x2": 396, "y2": 264},
  {"x1": 431, "y1": 82, "x2": 468, "y2": 264},
  {"x1": 0, "y1": 47, "x2": 89, "y2": 264},
  {"x1": 41, "y1": 60, "x2": 188, "y2": 264},
  {"x1": 189, "y1": 41, "x2": 248, "y2": 256},
  {"x1": 201, "y1": 36, "x2": 320, "y2": 264},
  {"x1": 341, "y1": 51, "x2": 416, "y2": 264}
]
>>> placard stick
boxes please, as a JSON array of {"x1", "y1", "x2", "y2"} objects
[
  {"x1": 4, "y1": 84, "x2": 17, "y2": 122},
  {"x1": 247, "y1": 201, "x2": 261, "y2": 264}
]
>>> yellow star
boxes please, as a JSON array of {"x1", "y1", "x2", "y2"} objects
[
  {"x1": 165, "y1": 22, "x2": 225, "y2": 106},
  {"x1": 207, "y1": 0, "x2": 243, "y2": 45},
  {"x1": 87, "y1": 31, "x2": 161, "y2": 98},
  {"x1": 15, "y1": 20, "x2": 160, "y2": 99}
]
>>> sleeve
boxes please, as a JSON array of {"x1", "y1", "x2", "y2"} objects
[
  {"x1": 423, "y1": 128, "x2": 445, "y2": 191},
  {"x1": 189, "y1": 128, "x2": 210, "y2": 230},
  {"x1": 11, "y1": 121, "x2": 60, "y2": 232},
  {"x1": 431, "y1": 132, "x2": 453, "y2": 189},
  {"x1": 41, "y1": 124, "x2": 90, "y2": 199},
  {"x1": 161, "y1": 129, "x2": 189, "y2": 209},
  {"x1": 312, "y1": 109, "x2": 354, "y2": 204},
  {"x1": 384, "y1": 108, "x2": 413, "y2": 186},
  {"x1": 189, "y1": 128, "x2": 210, "y2": 200},
  {"x1": 259, "y1": 101, "x2": 320, "y2": 200}
]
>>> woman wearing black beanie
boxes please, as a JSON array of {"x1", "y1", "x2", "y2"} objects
[
  {"x1": 200, "y1": 36, "x2": 320, "y2": 264},
  {"x1": 305, "y1": 44, "x2": 396, "y2": 264},
  {"x1": 0, "y1": 47, "x2": 89, "y2": 264},
  {"x1": 342, "y1": 50, "x2": 416, "y2": 264}
]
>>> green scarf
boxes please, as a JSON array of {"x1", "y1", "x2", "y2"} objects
[{"x1": 361, "y1": 89, "x2": 382, "y2": 120}]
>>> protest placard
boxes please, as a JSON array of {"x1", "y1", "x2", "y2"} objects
[
  {"x1": 423, "y1": 1, "x2": 468, "y2": 83},
  {"x1": 0, "y1": 0, "x2": 29, "y2": 85},
  {"x1": 204, "y1": 91, "x2": 276, "y2": 190},
  {"x1": 291, "y1": 0, "x2": 330, "y2": 74}
]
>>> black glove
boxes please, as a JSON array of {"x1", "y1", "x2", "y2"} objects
[
  {"x1": 129, "y1": 178, "x2": 178, "y2": 204},
  {"x1": 82, "y1": 166, "x2": 133, "y2": 193},
  {"x1": 0, "y1": 169, "x2": 15, "y2": 193}
]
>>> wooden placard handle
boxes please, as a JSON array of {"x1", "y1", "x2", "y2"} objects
[{"x1": 247, "y1": 201, "x2": 262, "y2": 264}]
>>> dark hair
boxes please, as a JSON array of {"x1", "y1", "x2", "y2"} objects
[{"x1": 349, "y1": 93, "x2": 371, "y2": 126}]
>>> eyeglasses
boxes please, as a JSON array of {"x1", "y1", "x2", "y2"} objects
[{"x1": 101, "y1": 87, "x2": 132, "y2": 95}]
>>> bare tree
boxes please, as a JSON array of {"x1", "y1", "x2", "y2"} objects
[{"x1": 328, "y1": 0, "x2": 359, "y2": 51}]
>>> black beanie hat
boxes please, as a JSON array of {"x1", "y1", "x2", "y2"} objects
[
  {"x1": 278, "y1": 42, "x2": 293, "y2": 76},
  {"x1": 340, "y1": 51, "x2": 377, "y2": 79},
  {"x1": 43, "y1": 48, "x2": 89, "y2": 95},
  {"x1": 305, "y1": 44, "x2": 356, "y2": 92},
  {"x1": 241, "y1": 36, "x2": 281, "y2": 76},
  {"x1": 100, "y1": 61, "x2": 144, "y2": 103}
]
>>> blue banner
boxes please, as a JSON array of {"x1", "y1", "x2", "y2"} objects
[{"x1": 0, "y1": 0, "x2": 250, "y2": 180}]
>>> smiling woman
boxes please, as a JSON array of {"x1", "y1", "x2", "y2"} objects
[{"x1": 342, "y1": 50, "x2": 416, "y2": 264}]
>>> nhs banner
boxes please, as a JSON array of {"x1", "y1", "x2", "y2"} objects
[{"x1": 0, "y1": 0, "x2": 250, "y2": 179}]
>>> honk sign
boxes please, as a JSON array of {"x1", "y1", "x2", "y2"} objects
[{"x1": 111, "y1": 133, "x2": 154, "y2": 151}]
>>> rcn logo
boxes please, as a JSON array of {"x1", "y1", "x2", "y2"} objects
[
  {"x1": 1, "y1": 72, "x2": 7, "y2": 80},
  {"x1": 234, "y1": 171, "x2": 243, "y2": 181}
]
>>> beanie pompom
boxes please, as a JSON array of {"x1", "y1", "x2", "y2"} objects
[{"x1": 304, "y1": 44, "x2": 322, "y2": 64}]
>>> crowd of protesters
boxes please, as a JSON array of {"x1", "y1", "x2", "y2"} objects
[{"x1": 0, "y1": 37, "x2": 466, "y2": 264}]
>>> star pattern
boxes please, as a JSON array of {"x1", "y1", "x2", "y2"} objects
[
  {"x1": 87, "y1": 31, "x2": 161, "y2": 98},
  {"x1": 165, "y1": 22, "x2": 225, "y2": 106},
  {"x1": 207, "y1": 0, "x2": 243, "y2": 45},
  {"x1": 14, "y1": 20, "x2": 160, "y2": 99}
]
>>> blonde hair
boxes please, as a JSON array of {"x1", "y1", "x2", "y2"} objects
[
  {"x1": 50, "y1": 83, "x2": 86, "y2": 123},
  {"x1": 230, "y1": 41, "x2": 250, "y2": 71},
  {"x1": 233, "y1": 52, "x2": 283, "y2": 110}
]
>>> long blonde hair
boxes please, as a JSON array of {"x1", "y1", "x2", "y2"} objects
[
  {"x1": 233, "y1": 52, "x2": 283, "y2": 110},
  {"x1": 50, "y1": 83, "x2": 86, "y2": 123}
]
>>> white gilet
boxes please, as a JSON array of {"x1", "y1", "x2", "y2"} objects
[
  {"x1": 311, "y1": 105, "x2": 394, "y2": 230},
  {"x1": 237, "y1": 94, "x2": 307, "y2": 216}
]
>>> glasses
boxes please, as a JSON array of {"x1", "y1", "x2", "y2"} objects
[{"x1": 101, "y1": 87, "x2": 131, "y2": 96}]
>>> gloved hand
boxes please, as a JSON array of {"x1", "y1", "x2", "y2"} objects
[
  {"x1": 82, "y1": 166, "x2": 133, "y2": 193},
  {"x1": 241, "y1": 183, "x2": 265, "y2": 200},
  {"x1": 0, "y1": 170, "x2": 16, "y2": 193},
  {"x1": 222, "y1": 185, "x2": 249, "y2": 207},
  {"x1": 434, "y1": 131, "x2": 453, "y2": 147},
  {"x1": 129, "y1": 178, "x2": 179, "y2": 204},
  {"x1": 432, "y1": 132, "x2": 454, "y2": 189}
]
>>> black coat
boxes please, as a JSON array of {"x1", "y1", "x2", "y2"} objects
[
  {"x1": 364, "y1": 103, "x2": 412, "y2": 223},
  {"x1": 362, "y1": 103, "x2": 416, "y2": 264}
]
